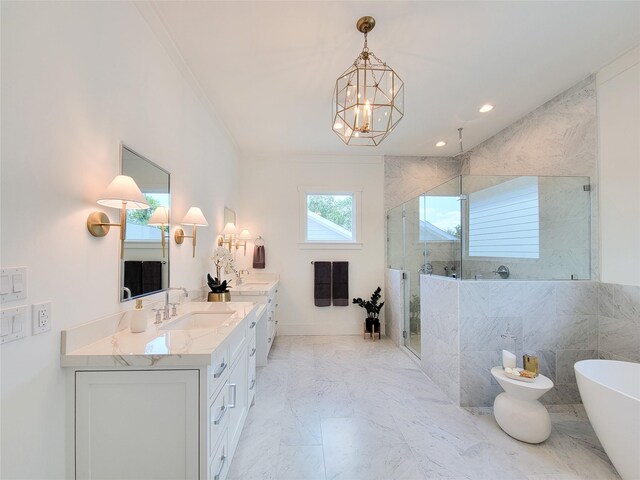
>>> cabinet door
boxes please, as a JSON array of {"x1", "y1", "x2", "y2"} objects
[
  {"x1": 76, "y1": 370, "x2": 199, "y2": 480},
  {"x1": 228, "y1": 353, "x2": 248, "y2": 454}
]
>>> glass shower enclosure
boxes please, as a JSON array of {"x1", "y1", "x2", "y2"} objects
[{"x1": 387, "y1": 175, "x2": 591, "y2": 358}]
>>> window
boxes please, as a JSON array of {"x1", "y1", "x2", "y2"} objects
[
  {"x1": 299, "y1": 188, "x2": 362, "y2": 247},
  {"x1": 468, "y1": 176, "x2": 540, "y2": 259}
]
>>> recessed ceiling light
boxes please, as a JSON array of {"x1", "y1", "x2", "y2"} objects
[
  {"x1": 435, "y1": 141, "x2": 446, "y2": 147},
  {"x1": 479, "y1": 104, "x2": 494, "y2": 113},
  {"x1": 333, "y1": 122, "x2": 343, "y2": 130}
]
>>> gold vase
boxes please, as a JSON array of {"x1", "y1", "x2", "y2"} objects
[{"x1": 207, "y1": 291, "x2": 231, "y2": 302}]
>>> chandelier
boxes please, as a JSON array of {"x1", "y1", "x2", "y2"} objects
[{"x1": 332, "y1": 16, "x2": 404, "y2": 146}]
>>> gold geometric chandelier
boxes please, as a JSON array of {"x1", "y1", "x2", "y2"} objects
[{"x1": 332, "y1": 16, "x2": 404, "y2": 146}]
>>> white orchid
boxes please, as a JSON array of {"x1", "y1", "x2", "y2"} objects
[{"x1": 212, "y1": 247, "x2": 237, "y2": 278}]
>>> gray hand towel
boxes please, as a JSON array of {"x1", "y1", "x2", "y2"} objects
[
  {"x1": 253, "y1": 245, "x2": 265, "y2": 269},
  {"x1": 332, "y1": 261, "x2": 349, "y2": 306},
  {"x1": 314, "y1": 262, "x2": 331, "y2": 307}
]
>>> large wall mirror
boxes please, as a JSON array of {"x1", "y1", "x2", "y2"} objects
[{"x1": 120, "y1": 145, "x2": 170, "y2": 302}]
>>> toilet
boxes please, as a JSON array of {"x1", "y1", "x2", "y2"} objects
[{"x1": 490, "y1": 366, "x2": 554, "y2": 443}]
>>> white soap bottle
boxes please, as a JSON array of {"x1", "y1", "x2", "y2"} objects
[{"x1": 129, "y1": 299, "x2": 148, "y2": 333}]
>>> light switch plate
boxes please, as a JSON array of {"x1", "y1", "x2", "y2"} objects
[
  {"x1": 32, "y1": 301, "x2": 52, "y2": 335},
  {"x1": 1, "y1": 305, "x2": 29, "y2": 344},
  {"x1": 0, "y1": 267, "x2": 27, "y2": 303}
]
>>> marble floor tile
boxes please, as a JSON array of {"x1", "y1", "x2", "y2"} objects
[
  {"x1": 229, "y1": 336, "x2": 620, "y2": 480},
  {"x1": 275, "y1": 445, "x2": 326, "y2": 480}
]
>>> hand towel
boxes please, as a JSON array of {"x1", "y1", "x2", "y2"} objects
[
  {"x1": 253, "y1": 245, "x2": 265, "y2": 269},
  {"x1": 332, "y1": 261, "x2": 349, "y2": 306},
  {"x1": 314, "y1": 261, "x2": 331, "y2": 307}
]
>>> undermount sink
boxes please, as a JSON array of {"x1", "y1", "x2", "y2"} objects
[
  {"x1": 241, "y1": 282, "x2": 270, "y2": 286},
  {"x1": 161, "y1": 312, "x2": 235, "y2": 331}
]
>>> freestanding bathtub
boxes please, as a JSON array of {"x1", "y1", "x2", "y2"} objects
[{"x1": 575, "y1": 360, "x2": 640, "y2": 480}]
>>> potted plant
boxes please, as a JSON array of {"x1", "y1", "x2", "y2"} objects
[
  {"x1": 352, "y1": 286, "x2": 384, "y2": 337},
  {"x1": 208, "y1": 247, "x2": 237, "y2": 302}
]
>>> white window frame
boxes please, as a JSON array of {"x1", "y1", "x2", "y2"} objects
[{"x1": 298, "y1": 186, "x2": 363, "y2": 249}]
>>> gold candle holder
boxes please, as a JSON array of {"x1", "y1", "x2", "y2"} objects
[{"x1": 523, "y1": 353, "x2": 539, "y2": 377}]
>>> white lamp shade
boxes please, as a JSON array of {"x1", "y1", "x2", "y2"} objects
[
  {"x1": 182, "y1": 207, "x2": 208, "y2": 226},
  {"x1": 148, "y1": 206, "x2": 169, "y2": 225},
  {"x1": 222, "y1": 222, "x2": 237, "y2": 235},
  {"x1": 239, "y1": 229, "x2": 251, "y2": 240},
  {"x1": 96, "y1": 175, "x2": 149, "y2": 210}
]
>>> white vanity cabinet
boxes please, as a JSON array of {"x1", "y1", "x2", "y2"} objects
[
  {"x1": 230, "y1": 284, "x2": 279, "y2": 367},
  {"x1": 64, "y1": 302, "x2": 259, "y2": 480},
  {"x1": 75, "y1": 369, "x2": 200, "y2": 480}
]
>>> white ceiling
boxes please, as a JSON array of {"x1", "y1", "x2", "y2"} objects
[{"x1": 151, "y1": 1, "x2": 640, "y2": 157}]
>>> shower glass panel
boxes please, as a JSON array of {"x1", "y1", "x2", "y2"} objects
[
  {"x1": 387, "y1": 204, "x2": 405, "y2": 270},
  {"x1": 421, "y1": 176, "x2": 463, "y2": 278},
  {"x1": 461, "y1": 175, "x2": 591, "y2": 280},
  {"x1": 402, "y1": 195, "x2": 423, "y2": 356}
]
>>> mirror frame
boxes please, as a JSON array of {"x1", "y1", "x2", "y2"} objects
[{"x1": 119, "y1": 143, "x2": 171, "y2": 303}]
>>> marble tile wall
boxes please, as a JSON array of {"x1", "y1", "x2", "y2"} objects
[
  {"x1": 384, "y1": 156, "x2": 462, "y2": 211},
  {"x1": 458, "y1": 280, "x2": 599, "y2": 407},
  {"x1": 598, "y1": 282, "x2": 640, "y2": 363},
  {"x1": 385, "y1": 77, "x2": 598, "y2": 280},
  {"x1": 419, "y1": 276, "x2": 601, "y2": 408},
  {"x1": 384, "y1": 269, "x2": 404, "y2": 346},
  {"x1": 420, "y1": 275, "x2": 460, "y2": 404}
]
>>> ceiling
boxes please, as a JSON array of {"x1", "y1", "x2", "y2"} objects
[{"x1": 151, "y1": 1, "x2": 640, "y2": 157}]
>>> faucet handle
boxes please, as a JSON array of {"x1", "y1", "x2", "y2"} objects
[
  {"x1": 151, "y1": 308, "x2": 163, "y2": 324},
  {"x1": 169, "y1": 303, "x2": 179, "y2": 317}
]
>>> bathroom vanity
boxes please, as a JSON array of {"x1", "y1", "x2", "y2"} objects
[
  {"x1": 230, "y1": 274, "x2": 279, "y2": 367},
  {"x1": 61, "y1": 301, "x2": 259, "y2": 480}
]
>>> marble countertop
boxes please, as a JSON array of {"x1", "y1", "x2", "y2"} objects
[
  {"x1": 61, "y1": 302, "x2": 258, "y2": 368},
  {"x1": 230, "y1": 275, "x2": 279, "y2": 296}
]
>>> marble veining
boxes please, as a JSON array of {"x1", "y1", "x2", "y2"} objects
[
  {"x1": 421, "y1": 277, "x2": 600, "y2": 407},
  {"x1": 60, "y1": 301, "x2": 259, "y2": 367},
  {"x1": 228, "y1": 336, "x2": 619, "y2": 480}
]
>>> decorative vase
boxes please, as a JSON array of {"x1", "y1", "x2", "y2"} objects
[
  {"x1": 207, "y1": 291, "x2": 231, "y2": 302},
  {"x1": 365, "y1": 317, "x2": 380, "y2": 333}
]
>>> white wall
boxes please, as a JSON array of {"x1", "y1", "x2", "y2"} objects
[
  {"x1": 237, "y1": 154, "x2": 385, "y2": 335},
  {"x1": 0, "y1": 3, "x2": 238, "y2": 478},
  {"x1": 597, "y1": 46, "x2": 640, "y2": 287}
]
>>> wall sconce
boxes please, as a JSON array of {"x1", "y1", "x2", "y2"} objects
[
  {"x1": 217, "y1": 223, "x2": 251, "y2": 255},
  {"x1": 218, "y1": 222, "x2": 237, "y2": 251},
  {"x1": 237, "y1": 229, "x2": 251, "y2": 255},
  {"x1": 174, "y1": 207, "x2": 208, "y2": 257},
  {"x1": 148, "y1": 206, "x2": 170, "y2": 258},
  {"x1": 86, "y1": 175, "x2": 149, "y2": 259}
]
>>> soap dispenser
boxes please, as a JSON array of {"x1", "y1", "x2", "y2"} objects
[{"x1": 129, "y1": 299, "x2": 148, "y2": 333}]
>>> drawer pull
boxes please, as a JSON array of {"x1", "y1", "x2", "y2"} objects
[
  {"x1": 268, "y1": 316, "x2": 273, "y2": 322},
  {"x1": 213, "y1": 452, "x2": 226, "y2": 480},
  {"x1": 250, "y1": 347, "x2": 256, "y2": 357},
  {"x1": 213, "y1": 405, "x2": 228, "y2": 425},
  {"x1": 213, "y1": 361, "x2": 227, "y2": 379},
  {"x1": 268, "y1": 337, "x2": 272, "y2": 343},
  {"x1": 250, "y1": 379, "x2": 256, "y2": 390},
  {"x1": 275, "y1": 320, "x2": 278, "y2": 324},
  {"x1": 268, "y1": 298, "x2": 272, "y2": 303},
  {"x1": 229, "y1": 383, "x2": 237, "y2": 408},
  {"x1": 276, "y1": 304, "x2": 279, "y2": 307},
  {"x1": 250, "y1": 321, "x2": 256, "y2": 329}
]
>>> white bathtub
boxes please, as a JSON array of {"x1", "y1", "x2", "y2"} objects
[{"x1": 575, "y1": 360, "x2": 640, "y2": 480}]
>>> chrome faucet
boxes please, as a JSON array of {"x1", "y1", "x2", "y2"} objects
[
  {"x1": 162, "y1": 287, "x2": 189, "y2": 321},
  {"x1": 236, "y1": 269, "x2": 250, "y2": 286}
]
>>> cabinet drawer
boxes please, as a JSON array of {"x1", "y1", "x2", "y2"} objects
[
  {"x1": 209, "y1": 429, "x2": 228, "y2": 480},
  {"x1": 209, "y1": 344, "x2": 230, "y2": 399},
  {"x1": 209, "y1": 385, "x2": 229, "y2": 456}
]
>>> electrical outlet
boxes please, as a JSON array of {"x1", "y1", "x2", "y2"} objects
[{"x1": 32, "y1": 301, "x2": 52, "y2": 335}]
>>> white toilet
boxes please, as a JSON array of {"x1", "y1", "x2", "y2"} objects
[{"x1": 490, "y1": 366, "x2": 554, "y2": 443}]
